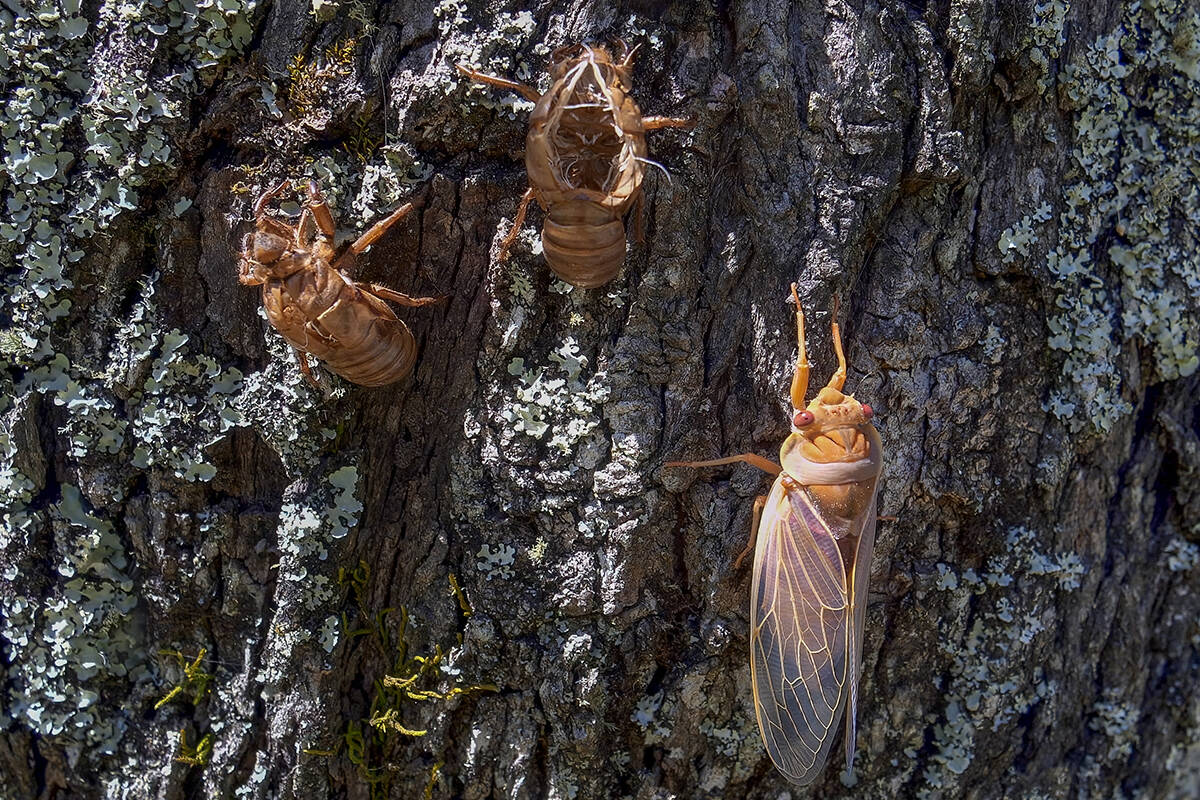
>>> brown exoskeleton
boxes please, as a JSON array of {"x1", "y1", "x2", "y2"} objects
[
  {"x1": 238, "y1": 180, "x2": 444, "y2": 387},
  {"x1": 458, "y1": 41, "x2": 691, "y2": 288}
]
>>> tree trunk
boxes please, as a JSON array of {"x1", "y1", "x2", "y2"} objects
[{"x1": 2, "y1": 0, "x2": 1199, "y2": 798}]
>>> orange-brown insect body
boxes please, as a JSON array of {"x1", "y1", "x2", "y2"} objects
[
  {"x1": 668, "y1": 286, "x2": 883, "y2": 786},
  {"x1": 459, "y1": 42, "x2": 690, "y2": 288},
  {"x1": 526, "y1": 44, "x2": 647, "y2": 287},
  {"x1": 239, "y1": 181, "x2": 442, "y2": 387}
]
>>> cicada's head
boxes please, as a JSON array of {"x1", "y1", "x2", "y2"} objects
[
  {"x1": 240, "y1": 230, "x2": 306, "y2": 280},
  {"x1": 547, "y1": 42, "x2": 633, "y2": 89},
  {"x1": 782, "y1": 387, "x2": 876, "y2": 465},
  {"x1": 777, "y1": 284, "x2": 882, "y2": 482}
]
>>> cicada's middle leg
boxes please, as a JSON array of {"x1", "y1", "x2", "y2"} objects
[
  {"x1": 664, "y1": 454, "x2": 782, "y2": 568},
  {"x1": 732, "y1": 494, "x2": 769, "y2": 570}
]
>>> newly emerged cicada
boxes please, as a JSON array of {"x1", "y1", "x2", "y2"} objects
[
  {"x1": 457, "y1": 41, "x2": 691, "y2": 288},
  {"x1": 238, "y1": 180, "x2": 444, "y2": 387},
  {"x1": 668, "y1": 285, "x2": 883, "y2": 785}
]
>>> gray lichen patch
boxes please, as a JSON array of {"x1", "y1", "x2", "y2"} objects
[
  {"x1": 917, "y1": 526, "x2": 1085, "y2": 797},
  {"x1": 998, "y1": 2, "x2": 1200, "y2": 432},
  {"x1": 1, "y1": 485, "x2": 145, "y2": 753},
  {"x1": 0, "y1": 0, "x2": 272, "y2": 778}
]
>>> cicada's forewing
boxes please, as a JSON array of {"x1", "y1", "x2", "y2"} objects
[
  {"x1": 843, "y1": 485, "x2": 878, "y2": 773},
  {"x1": 749, "y1": 477, "x2": 852, "y2": 786}
]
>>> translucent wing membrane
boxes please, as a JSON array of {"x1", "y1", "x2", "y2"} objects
[
  {"x1": 844, "y1": 491, "x2": 877, "y2": 773},
  {"x1": 750, "y1": 481, "x2": 852, "y2": 785}
]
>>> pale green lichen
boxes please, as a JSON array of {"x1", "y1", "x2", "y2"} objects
[
  {"x1": 1030, "y1": 1, "x2": 1070, "y2": 92},
  {"x1": 631, "y1": 691, "x2": 664, "y2": 729},
  {"x1": 127, "y1": 329, "x2": 248, "y2": 481},
  {"x1": 475, "y1": 543, "x2": 517, "y2": 580},
  {"x1": 1, "y1": 0, "x2": 259, "y2": 760},
  {"x1": 449, "y1": 6, "x2": 540, "y2": 117},
  {"x1": 252, "y1": 463, "x2": 364, "y2": 696},
  {"x1": 0, "y1": 420, "x2": 38, "y2": 553},
  {"x1": 919, "y1": 526, "x2": 1085, "y2": 797},
  {"x1": 276, "y1": 465, "x2": 363, "y2": 605},
  {"x1": 1017, "y1": 3, "x2": 1200, "y2": 433},
  {"x1": 502, "y1": 339, "x2": 611, "y2": 452},
  {"x1": 997, "y1": 202, "x2": 1053, "y2": 264},
  {"x1": 1089, "y1": 688, "x2": 1140, "y2": 760},
  {"x1": 1, "y1": 486, "x2": 144, "y2": 752},
  {"x1": 1165, "y1": 538, "x2": 1200, "y2": 572}
]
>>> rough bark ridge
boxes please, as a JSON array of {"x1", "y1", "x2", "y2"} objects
[{"x1": 2, "y1": 0, "x2": 1199, "y2": 798}]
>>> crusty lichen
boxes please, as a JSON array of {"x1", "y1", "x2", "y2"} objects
[
  {"x1": 1000, "y1": 2, "x2": 1200, "y2": 432},
  {"x1": 919, "y1": 527, "x2": 1085, "y2": 797},
  {"x1": 1, "y1": 0, "x2": 260, "y2": 766},
  {"x1": 502, "y1": 338, "x2": 612, "y2": 450},
  {"x1": 1, "y1": 485, "x2": 144, "y2": 753},
  {"x1": 447, "y1": 4, "x2": 541, "y2": 120},
  {"x1": 1030, "y1": 1, "x2": 1070, "y2": 92}
]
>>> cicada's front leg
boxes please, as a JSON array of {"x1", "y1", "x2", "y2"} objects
[
  {"x1": 665, "y1": 453, "x2": 783, "y2": 569},
  {"x1": 455, "y1": 64, "x2": 542, "y2": 102},
  {"x1": 665, "y1": 452, "x2": 782, "y2": 476}
]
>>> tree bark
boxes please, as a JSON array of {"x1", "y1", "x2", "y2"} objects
[{"x1": 2, "y1": 1, "x2": 1199, "y2": 799}]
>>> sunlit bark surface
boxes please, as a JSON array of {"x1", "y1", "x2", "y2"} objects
[{"x1": 2, "y1": 1, "x2": 1198, "y2": 798}]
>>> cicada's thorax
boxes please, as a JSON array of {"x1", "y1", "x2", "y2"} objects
[
  {"x1": 524, "y1": 45, "x2": 648, "y2": 287},
  {"x1": 779, "y1": 386, "x2": 883, "y2": 536},
  {"x1": 261, "y1": 253, "x2": 339, "y2": 344}
]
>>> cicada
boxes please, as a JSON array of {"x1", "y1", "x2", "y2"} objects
[
  {"x1": 668, "y1": 285, "x2": 883, "y2": 785},
  {"x1": 238, "y1": 180, "x2": 444, "y2": 387},
  {"x1": 457, "y1": 41, "x2": 691, "y2": 288}
]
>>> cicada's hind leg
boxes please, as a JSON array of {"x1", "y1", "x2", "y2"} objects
[
  {"x1": 455, "y1": 65, "x2": 542, "y2": 102},
  {"x1": 732, "y1": 494, "x2": 768, "y2": 570},
  {"x1": 361, "y1": 283, "x2": 447, "y2": 308},
  {"x1": 496, "y1": 187, "x2": 535, "y2": 264},
  {"x1": 790, "y1": 282, "x2": 811, "y2": 409}
]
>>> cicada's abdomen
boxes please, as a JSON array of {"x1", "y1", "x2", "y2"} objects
[
  {"x1": 307, "y1": 288, "x2": 420, "y2": 387},
  {"x1": 541, "y1": 200, "x2": 627, "y2": 288}
]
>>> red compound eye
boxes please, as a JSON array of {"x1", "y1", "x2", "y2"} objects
[
  {"x1": 861, "y1": 404, "x2": 874, "y2": 420},
  {"x1": 793, "y1": 410, "x2": 815, "y2": 427}
]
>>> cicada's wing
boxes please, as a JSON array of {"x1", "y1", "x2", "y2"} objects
[
  {"x1": 750, "y1": 479, "x2": 851, "y2": 786},
  {"x1": 843, "y1": 486, "x2": 878, "y2": 774}
]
